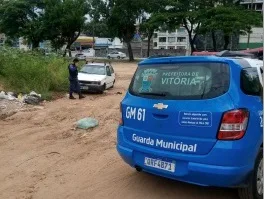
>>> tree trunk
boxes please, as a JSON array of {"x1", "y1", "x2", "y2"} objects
[
  {"x1": 223, "y1": 35, "x2": 230, "y2": 50},
  {"x1": 147, "y1": 36, "x2": 151, "y2": 58},
  {"x1": 127, "y1": 41, "x2": 134, "y2": 61},
  {"x1": 211, "y1": 31, "x2": 217, "y2": 51},
  {"x1": 188, "y1": 31, "x2": 196, "y2": 55},
  {"x1": 32, "y1": 40, "x2": 39, "y2": 49}
]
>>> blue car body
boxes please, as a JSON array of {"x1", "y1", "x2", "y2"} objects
[{"x1": 117, "y1": 56, "x2": 263, "y2": 188}]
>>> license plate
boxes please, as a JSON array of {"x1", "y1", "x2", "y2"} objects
[
  {"x1": 81, "y1": 86, "x2": 89, "y2": 89},
  {"x1": 144, "y1": 157, "x2": 175, "y2": 173}
]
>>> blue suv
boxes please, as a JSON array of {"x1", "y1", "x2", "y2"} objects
[{"x1": 117, "y1": 56, "x2": 263, "y2": 199}]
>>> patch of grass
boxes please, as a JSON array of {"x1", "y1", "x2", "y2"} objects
[{"x1": 0, "y1": 47, "x2": 70, "y2": 96}]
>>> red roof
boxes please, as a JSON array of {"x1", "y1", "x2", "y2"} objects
[
  {"x1": 192, "y1": 51, "x2": 218, "y2": 56},
  {"x1": 241, "y1": 47, "x2": 263, "y2": 53}
]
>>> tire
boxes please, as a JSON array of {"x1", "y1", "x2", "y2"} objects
[
  {"x1": 100, "y1": 84, "x2": 106, "y2": 94},
  {"x1": 107, "y1": 56, "x2": 110, "y2": 59},
  {"x1": 110, "y1": 80, "x2": 115, "y2": 88},
  {"x1": 117, "y1": 56, "x2": 120, "y2": 59},
  {"x1": 238, "y1": 148, "x2": 263, "y2": 199}
]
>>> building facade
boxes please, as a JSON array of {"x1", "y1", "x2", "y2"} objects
[
  {"x1": 152, "y1": 27, "x2": 191, "y2": 54},
  {"x1": 239, "y1": 0, "x2": 263, "y2": 49}
]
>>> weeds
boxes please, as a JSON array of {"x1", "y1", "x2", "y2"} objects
[{"x1": 0, "y1": 47, "x2": 70, "y2": 99}]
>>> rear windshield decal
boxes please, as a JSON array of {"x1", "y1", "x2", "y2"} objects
[
  {"x1": 139, "y1": 69, "x2": 158, "y2": 92},
  {"x1": 178, "y1": 111, "x2": 212, "y2": 127},
  {"x1": 161, "y1": 71, "x2": 210, "y2": 86}
]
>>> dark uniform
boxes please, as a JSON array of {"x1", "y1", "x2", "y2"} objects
[{"x1": 68, "y1": 63, "x2": 84, "y2": 99}]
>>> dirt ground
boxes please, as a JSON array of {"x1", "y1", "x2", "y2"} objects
[{"x1": 0, "y1": 62, "x2": 239, "y2": 199}]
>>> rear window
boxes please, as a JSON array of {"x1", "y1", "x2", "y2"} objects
[
  {"x1": 241, "y1": 67, "x2": 262, "y2": 96},
  {"x1": 129, "y1": 62, "x2": 230, "y2": 100}
]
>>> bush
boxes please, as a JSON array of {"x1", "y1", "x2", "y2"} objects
[{"x1": 0, "y1": 47, "x2": 70, "y2": 98}]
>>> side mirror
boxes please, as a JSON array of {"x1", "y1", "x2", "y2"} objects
[{"x1": 107, "y1": 71, "x2": 111, "y2": 76}]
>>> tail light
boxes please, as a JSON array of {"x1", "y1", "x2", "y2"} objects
[
  {"x1": 119, "y1": 103, "x2": 123, "y2": 126},
  {"x1": 218, "y1": 109, "x2": 249, "y2": 140}
]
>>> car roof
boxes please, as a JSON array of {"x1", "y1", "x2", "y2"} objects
[{"x1": 139, "y1": 56, "x2": 263, "y2": 69}]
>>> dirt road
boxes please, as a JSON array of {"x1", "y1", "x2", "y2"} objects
[{"x1": 0, "y1": 62, "x2": 239, "y2": 199}]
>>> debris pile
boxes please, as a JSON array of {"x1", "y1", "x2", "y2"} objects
[
  {"x1": 0, "y1": 90, "x2": 43, "y2": 119},
  {"x1": 0, "y1": 91, "x2": 42, "y2": 105}
]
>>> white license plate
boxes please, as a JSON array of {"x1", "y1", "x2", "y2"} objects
[
  {"x1": 81, "y1": 86, "x2": 89, "y2": 89},
  {"x1": 144, "y1": 157, "x2": 175, "y2": 173}
]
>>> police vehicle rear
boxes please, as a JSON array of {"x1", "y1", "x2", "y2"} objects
[{"x1": 117, "y1": 56, "x2": 263, "y2": 199}]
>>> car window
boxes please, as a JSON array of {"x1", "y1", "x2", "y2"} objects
[
  {"x1": 241, "y1": 67, "x2": 262, "y2": 96},
  {"x1": 109, "y1": 65, "x2": 114, "y2": 73},
  {"x1": 80, "y1": 65, "x2": 106, "y2": 75},
  {"x1": 106, "y1": 66, "x2": 111, "y2": 76},
  {"x1": 129, "y1": 62, "x2": 230, "y2": 100}
]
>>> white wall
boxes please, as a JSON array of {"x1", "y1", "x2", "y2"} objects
[{"x1": 239, "y1": 27, "x2": 263, "y2": 43}]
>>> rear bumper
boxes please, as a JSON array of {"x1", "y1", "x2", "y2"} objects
[
  {"x1": 117, "y1": 127, "x2": 255, "y2": 188},
  {"x1": 117, "y1": 144, "x2": 252, "y2": 187}
]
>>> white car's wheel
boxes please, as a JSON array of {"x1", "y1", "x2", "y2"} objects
[
  {"x1": 110, "y1": 80, "x2": 115, "y2": 88},
  {"x1": 117, "y1": 56, "x2": 120, "y2": 59},
  {"x1": 100, "y1": 84, "x2": 106, "y2": 94}
]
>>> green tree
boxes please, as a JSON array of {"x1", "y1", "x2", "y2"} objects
[
  {"x1": 106, "y1": 0, "x2": 146, "y2": 61},
  {"x1": 84, "y1": 21, "x2": 110, "y2": 38},
  {"x1": 0, "y1": 0, "x2": 45, "y2": 49},
  {"x1": 43, "y1": 0, "x2": 89, "y2": 55},
  {"x1": 140, "y1": 15, "x2": 169, "y2": 57},
  {"x1": 154, "y1": 0, "x2": 209, "y2": 54},
  {"x1": 139, "y1": 0, "x2": 169, "y2": 57},
  {"x1": 200, "y1": 4, "x2": 262, "y2": 50}
]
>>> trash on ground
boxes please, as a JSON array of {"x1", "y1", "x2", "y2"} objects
[
  {"x1": 0, "y1": 90, "x2": 42, "y2": 105},
  {"x1": 76, "y1": 117, "x2": 99, "y2": 130},
  {"x1": 29, "y1": 91, "x2": 41, "y2": 98},
  {"x1": 24, "y1": 95, "x2": 41, "y2": 105},
  {"x1": 116, "y1": 92, "x2": 122, "y2": 95}
]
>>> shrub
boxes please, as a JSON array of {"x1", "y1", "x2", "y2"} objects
[{"x1": 0, "y1": 47, "x2": 70, "y2": 98}]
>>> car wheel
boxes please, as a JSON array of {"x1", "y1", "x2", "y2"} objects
[
  {"x1": 107, "y1": 56, "x2": 110, "y2": 59},
  {"x1": 100, "y1": 84, "x2": 106, "y2": 94},
  {"x1": 117, "y1": 56, "x2": 121, "y2": 59},
  {"x1": 110, "y1": 80, "x2": 115, "y2": 88},
  {"x1": 238, "y1": 148, "x2": 263, "y2": 199}
]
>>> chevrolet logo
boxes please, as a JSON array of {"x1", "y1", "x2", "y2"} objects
[{"x1": 153, "y1": 103, "x2": 168, "y2": 110}]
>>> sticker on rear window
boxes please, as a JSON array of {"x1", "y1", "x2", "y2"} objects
[
  {"x1": 139, "y1": 69, "x2": 158, "y2": 92},
  {"x1": 178, "y1": 111, "x2": 212, "y2": 127}
]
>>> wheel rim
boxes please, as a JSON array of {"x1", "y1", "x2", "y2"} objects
[{"x1": 257, "y1": 157, "x2": 263, "y2": 195}]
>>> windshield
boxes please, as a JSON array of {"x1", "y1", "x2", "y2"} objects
[
  {"x1": 80, "y1": 65, "x2": 105, "y2": 75},
  {"x1": 129, "y1": 62, "x2": 230, "y2": 100}
]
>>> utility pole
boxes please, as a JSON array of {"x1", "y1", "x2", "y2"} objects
[{"x1": 246, "y1": 0, "x2": 254, "y2": 50}]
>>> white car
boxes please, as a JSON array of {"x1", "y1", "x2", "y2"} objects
[
  {"x1": 78, "y1": 63, "x2": 116, "y2": 93},
  {"x1": 75, "y1": 53, "x2": 86, "y2": 60},
  {"x1": 107, "y1": 52, "x2": 126, "y2": 59}
]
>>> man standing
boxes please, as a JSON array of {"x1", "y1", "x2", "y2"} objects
[{"x1": 68, "y1": 58, "x2": 85, "y2": 99}]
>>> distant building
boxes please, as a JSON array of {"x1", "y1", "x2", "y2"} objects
[
  {"x1": 239, "y1": 0, "x2": 263, "y2": 49},
  {"x1": 240, "y1": 0, "x2": 263, "y2": 13},
  {"x1": 94, "y1": 37, "x2": 123, "y2": 49},
  {"x1": 152, "y1": 27, "x2": 191, "y2": 54}
]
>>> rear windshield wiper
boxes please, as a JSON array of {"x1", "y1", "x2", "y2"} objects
[{"x1": 139, "y1": 92, "x2": 169, "y2": 97}]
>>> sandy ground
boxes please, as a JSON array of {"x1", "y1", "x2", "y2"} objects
[{"x1": 0, "y1": 62, "x2": 239, "y2": 199}]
